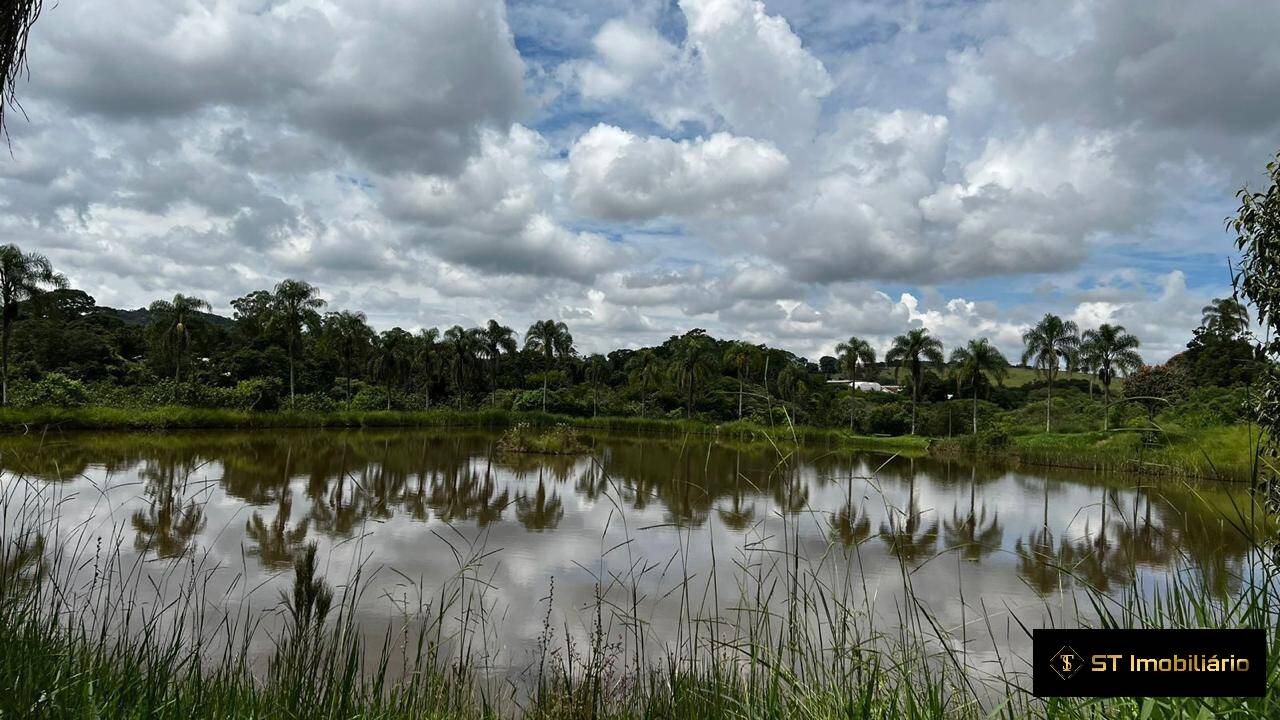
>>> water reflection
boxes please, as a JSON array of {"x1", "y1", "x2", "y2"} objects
[{"x1": 0, "y1": 428, "x2": 1263, "y2": 607}]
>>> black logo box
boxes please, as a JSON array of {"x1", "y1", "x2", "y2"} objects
[{"x1": 1033, "y1": 629, "x2": 1266, "y2": 697}]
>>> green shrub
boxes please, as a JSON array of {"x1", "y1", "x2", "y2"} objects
[
  {"x1": 233, "y1": 377, "x2": 284, "y2": 411},
  {"x1": 12, "y1": 373, "x2": 89, "y2": 407},
  {"x1": 867, "y1": 403, "x2": 910, "y2": 435}
]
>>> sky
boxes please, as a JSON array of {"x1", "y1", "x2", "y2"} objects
[{"x1": 3, "y1": 0, "x2": 1278, "y2": 363}]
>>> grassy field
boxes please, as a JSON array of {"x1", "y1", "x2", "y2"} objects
[{"x1": 1000, "y1": 366, "x2": 1095, "y2": 387}]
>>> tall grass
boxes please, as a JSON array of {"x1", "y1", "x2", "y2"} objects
[{"x1": 0, "y1": 429, "x2": 1276, "y2": 719}]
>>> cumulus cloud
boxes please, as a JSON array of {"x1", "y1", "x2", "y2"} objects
[
  {"x1": 679, "y1": 0, "x2": 833, "y2": 149},
  {"x1": 31, "y1": 0, "x2": 525, "y2": 175},
  {"x1": 567, "y1": 124, "x2": 789, "y2": 220},
  {"x1": 0, "y1": 0, "x2": 1263, "y2": 360},
  {"x1": 384, "y1": 125, "x2": 628, "y2": 281}
]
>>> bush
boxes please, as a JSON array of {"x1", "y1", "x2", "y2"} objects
[
  {"x1": 12, "y1": 373, "x2": 89, "y2": 407},
  {"x1": 349, "y1": 387, "x2": 389, "y2": 411},
  {"x1": 867, "y1": 403, "x2": 910, "y2": 435},
  {"x1": 233, "y1": 377, "x2": 284, "y2": 412},
  {"x1": 282, "y1": 391, "x2": 337, "y2": 413}
]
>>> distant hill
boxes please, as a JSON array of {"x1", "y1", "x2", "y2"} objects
[{"x1": 103, "y1": 306, "x2": 235, "y2": 329}]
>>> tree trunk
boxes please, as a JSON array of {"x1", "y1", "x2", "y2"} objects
[
  {"x1": 1102, "y1": 382, "x2": 1110, "y2": 431},
  {"x1": 763, "y1": 355, "x2": 771, "y2": 426},
  {"x1": 344, "y1": 353, "x2": 352, "y2": 410},
  {"x1": 972, "y1": 384, "x2": 979, "y2": 434},
  {"x1": 541, "y1": 356, "x2": 549, "y2": 413},
  {"x1": 910, "y1": 371, "x2": 919, "y2": 435},
  {"x1": 288, "y1": 349, "x2": 296, "y2": 403},
  {"x1": 1045, "y1": 378, "x2": 1052, "y2": 433},
  {"x1": 686, "y1": 375, "x2": 693, "y2": 419},
  {"x1": 1, "y1": 319, "x2": 10, "y2": 406},
  {"x1": 738, "y1": 372, "x2": 744, "y2": 419}
]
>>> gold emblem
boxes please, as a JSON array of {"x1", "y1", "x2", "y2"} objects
[{"x1": 1052, "y1": 646, "x2": 1084, "y2": 680}]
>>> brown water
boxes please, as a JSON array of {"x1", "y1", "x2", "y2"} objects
[{"x1": 0, "y1": 427, "x2": 1261, "y2": 677}]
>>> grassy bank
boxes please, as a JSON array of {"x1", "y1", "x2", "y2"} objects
[
  {"x1": 1, "y1": 457, "x2": 1276, "y2": 719},
  {"x1": 0, "y1": 405, "x2": 932, "y2": 453},
  {"x1": 0, "y1": 405, "x2": 1256, "y2": 479},
  {"x1": 932, "y1": 423, "x2": 1259, "y2": 481}
]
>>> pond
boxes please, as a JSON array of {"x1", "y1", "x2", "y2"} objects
[{"x1": 0, "y1": 427, "x2": 1264, "y2": 685}]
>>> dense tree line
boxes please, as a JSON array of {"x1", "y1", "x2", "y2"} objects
[{"x1": 1, "y1": 243, "x2": 1263, "y2": 436}]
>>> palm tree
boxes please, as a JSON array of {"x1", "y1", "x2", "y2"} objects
[
  {"x1": 370, "y1": 328, "x2": 413, "y2": 410},
  {"x1": 0, "y1": 244, "x2": 66, "y2": 404},
  {"x1": 585, "y1": 353, "x2": 607, "y2": 416},
  {"x1": 949, "y1": 338, "x2": 1009, "y2": 434},
  {"x1": 147, "y1": 293, "x2": 211, "y2": 384},
  {"x1": 443, "y1": 325, "x2": 481, "y2": 411},
  {"x1": 884, "y1": 328, "x2": 945, "y2": 434},
  {"x1": 480, "y1": 320, "x2": 517, "y2": 406},
  {"x1": 724, "y1": 342, "x2": 757, "y2": 419},
  {"x1": 271, "y1": 279, "x2": 326, "y2": 402},
  {"x1": 413, "y1": 328, "x2": 440, "y2": 409},
  {"x1": 834, "y1": 335, "x2": 876, "y2": 430},
  {"x1": 524, "y1": 319, "x2": 574, "y2": 412},
  {"x1": 1079, "y1": 324, "x2": 1143, "y2": 430},
  {"x1": 626, "y1": 349, "x2": 662, "y2": 416},
  {"x1": 668, "y1": 330, "x2": 713, "y2": 419},
  {"x1": 1200, "y1": 297, "x2": 1249, "y2": 338},
  {"x1": 1021, "y1": 314, "x2": 1080, "y2": 433},
  {"x1": 776, "y1": 363, "x2": 809, "y2": 423},
  {"x1": 322, "y1": 310, "x2": 374, "y2": 409}
]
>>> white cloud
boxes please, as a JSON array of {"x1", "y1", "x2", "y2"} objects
[
  {"x1": 567, "y1": 124, "x2": 789, "y2": 220},
  {"x1": 679, "y1": 0, "x2": 833, "y2": 149}
]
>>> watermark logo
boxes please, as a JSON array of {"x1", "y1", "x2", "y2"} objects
[{"x1": 1050, "y1": 646, "x2": 1084, "y2": 680}]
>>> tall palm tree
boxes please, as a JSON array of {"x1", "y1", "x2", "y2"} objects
[
  {"x1": 884, "y1": 328, "x2": 945, "y2": 434},
  {"x1": 271, "y1": 279, "x2": 326, "y2": 402},
  {"x1": 668, "y1": 330, "x2": 713, "y2": 419},
  {"x1": 626, "y1": 349, "x2": 662, "y2": 416},
  {"x1": 834, "y1": 335, "x2": 876, "y2": 430},
  {"x1": 724, "y1": 342, "x2": 757, "y2": 419},
  {"x1": 0, "y1": 244, "x2": 66, "y2": 404},
  {"x1": 480, "y1": 320, "x2": 517, "y2": 406},
  {"x1": 524, "y1": 319, "x2": 574, "y2": 412},
  {"x1": 776, "y1": 363, "x2": 810, "y2": 424},
  {"x1": 413, "y1": 328, "x2": 440, "y2": 409},
  {"x1": 1021, "y1": 314, "x2": 1080, "y2": 433},
  {"x1": 1079, "y1": 324, "x2": 1142, "y2": 430},
  {"x1": 147, "y1": 293, "x2": 210, "y2": 385},
  {"x1": 1200, "y1": 297, "x2": 1249, "y2": 338},
  {"x1": 370, "y1": 328, "x2": 413, "y2": 410},
  {"x1": 322, "y1": 310, "x2": 373, "y2": 409},
  {"x1": 949, "y1": 338, "x2": 1009, "y2": 434},
  {"x1": 443, "y1": 325, "x2": 481, "y2": 411},
  {"x1": 585, "y1": 353, "x2": 607, "y2": 417}
]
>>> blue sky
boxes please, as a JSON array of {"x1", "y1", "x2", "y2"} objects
[{"x1": 3, "y1": 0, "x2": 1276, "y2": 362}]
